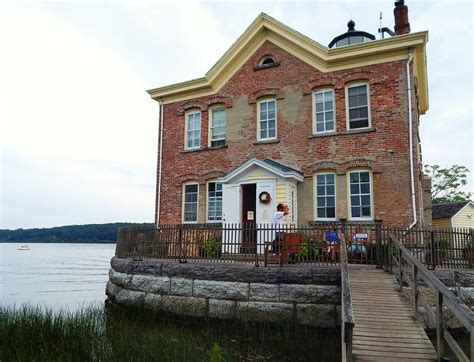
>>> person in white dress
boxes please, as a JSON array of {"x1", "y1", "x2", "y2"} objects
[{"x1": 272, "y1": 203, "x2": 289, "y2": 252}]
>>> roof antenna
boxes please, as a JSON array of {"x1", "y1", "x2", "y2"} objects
[
  {"x1": 378, "y1": 11, "x2": 395, "y2": 38},
  {"x1": 379, "y1": 12, "x2": 383, "y2": 39}
]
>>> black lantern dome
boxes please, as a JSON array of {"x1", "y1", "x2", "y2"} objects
[{"x1": 328, "y1": 20, "x2": 375, "y2": 48}]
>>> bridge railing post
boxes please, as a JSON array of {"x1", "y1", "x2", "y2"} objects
[
  {"x1": 398, "y1": 247, "x2": 403, "y2": 290},
  {"x1": 471, "y1": 325, "x2": 474, "y2": 362},
  {"x1": 436, "y1": 291, "x2": 444, "y2": 361},
  {"x1": 413, "y1": 264, "x2": 418, "y2": 319},
  {"x1": 374, "y1": 219, "x2": 383, "y2": 269},
  {"x1": 389, "y1": 236, "x2": 393, "y2": 274}
]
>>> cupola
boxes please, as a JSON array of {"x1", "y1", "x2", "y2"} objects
[{"x1": 328, "y1": 20, "x2": 375, "y2": 48}]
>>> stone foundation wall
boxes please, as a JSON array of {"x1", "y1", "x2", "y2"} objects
[{"x1": 106, "y1": 257, "x2": 341, "y2": 327}]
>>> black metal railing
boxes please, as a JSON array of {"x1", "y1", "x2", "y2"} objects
[
  {"x1": 115, "y1": 222, "x2": 473, "y2": 269},
  {"x1": 381, "y1": 226, "x2": 473, "y2": 270}
]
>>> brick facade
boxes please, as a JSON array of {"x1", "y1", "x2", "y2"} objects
[{"x1": 156, "y1": 40, "x2": 424, "y2": 227}]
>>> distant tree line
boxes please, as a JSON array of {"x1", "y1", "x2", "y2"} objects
[{"x1": 0, "y1": 223, "x2": 153, "y2": 243}]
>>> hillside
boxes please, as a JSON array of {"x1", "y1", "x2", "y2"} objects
[{"x1": 0, "y1": 223, "x2": 153, "y2": 243}]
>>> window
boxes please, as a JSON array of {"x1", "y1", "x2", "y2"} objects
[
  {"x1": 258, "y1": 99, "x2": 276, "y2": 140},
  {"x1": 313, "y1": 89, "x2": 335, "y2": 133},
  {"x1": 347, "y1": 84, "x2": 370, "y2": 129},
  {"x1": 183, "y1": 183, "x2": 199, "y2": 223},
  {"x1": 259, "y1": 56, "x2": 276, "y2": 66},
  {"x1": 207, "y1": 182, "x2": 223, "y2": 222},
  {"x1": 209, "y1": 107, "x2": 226, "y2": 147},
  {"x1": 185, "y1": 110, "x2": 201, "y2": 150},
  {"x1": 315, "y1": 173, "x2": 336, "y2": 220},
  {"x1": 348, "y1": 171, "x2": 372, "y2": 219}
]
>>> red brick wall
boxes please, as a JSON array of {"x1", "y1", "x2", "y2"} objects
[{"x1": 155, "y1": 41, "x2": 422, "y2": 227}]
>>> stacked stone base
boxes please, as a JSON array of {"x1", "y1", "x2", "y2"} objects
[{"x1": 106, "y1": 257, "x2": 341, "y2": 327}]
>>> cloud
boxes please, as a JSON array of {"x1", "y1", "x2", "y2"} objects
[{"x1": 0, "y1": 3, "x2": 157, "y2": 228}]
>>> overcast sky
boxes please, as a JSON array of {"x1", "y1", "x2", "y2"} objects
[{"x1": 0, "y1": 0, "x2": 472, "y2": 229}]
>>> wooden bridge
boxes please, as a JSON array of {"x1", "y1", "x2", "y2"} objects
[{"x1": 341, "y1": 234, "x2": 474, "y2": 362}]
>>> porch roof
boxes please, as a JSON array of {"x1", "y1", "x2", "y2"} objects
[{"x1": 219, "y1": 158, "x2": 304, "y2": 184}]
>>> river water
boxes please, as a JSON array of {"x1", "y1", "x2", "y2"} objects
[
  {"x1": 0, "y1": 243, "x2": 115, "y2": 310},
  {"x1": 1, "y1": 242, "x2": 342, "y2": 361}
]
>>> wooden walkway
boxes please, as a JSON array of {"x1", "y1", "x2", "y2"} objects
[{"x1": 349, "y1": 266, "x2": 437, "y2": 361}]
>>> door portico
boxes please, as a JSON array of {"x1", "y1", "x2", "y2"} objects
[{"x1": 219, "y1": 158, "x2": 304, "y2": 253}]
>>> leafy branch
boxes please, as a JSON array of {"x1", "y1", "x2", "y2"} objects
[{"x1": 424, "y1": 164, "x2": 471, "y2": 204}]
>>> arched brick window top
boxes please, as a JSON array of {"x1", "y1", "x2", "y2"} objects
[
  {"x1": 201, "y1": 170, "x2": 226, "y2": 180},
  {"x1": 248, "y1": 88, "x2": 284, "y2": 104},
  {"x1": 177, "y1": 101, "x2": 205, "y2": 116},
  {"x1": 308, "y1": 158, "x2": 381, "y2": 175},
  {"x1": 206, "y1": 96, "x2": 233, "y2": 108},
  {"x1": 178, "y1": 170, "x2": 226, "y2": 184},
  {"x1": 306, "y1": 78, "x2": 336, "y2": 95},
  {"x1": 307, "y1": 161, "x2": 339, "y2": 173},
  {"x1": 338, "y1": 71, "x2": 374, "y2": 87},
  {"x1": 341, "y1": 159, "x2": 381, "y2": 175}
]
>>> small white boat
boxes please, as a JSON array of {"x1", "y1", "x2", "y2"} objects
[{"x1": 18, "y1": 244, "x2": 30, "y2": 251}]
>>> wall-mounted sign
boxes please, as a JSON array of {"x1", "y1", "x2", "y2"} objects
[{"x1": 247, "y1": 211, "x2": 254, "y2": 221}]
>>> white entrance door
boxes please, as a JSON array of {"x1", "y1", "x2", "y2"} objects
[
  {"x1": 256, "y1": 181, "x2": 276, "y2": 253},
  {"x1": 222, "y1": 184, "x2": 240, "y2": 253}
]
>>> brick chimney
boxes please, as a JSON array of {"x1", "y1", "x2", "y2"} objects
[{"x1": 394, "y1": 0, "x2": 410, "y2": 35}]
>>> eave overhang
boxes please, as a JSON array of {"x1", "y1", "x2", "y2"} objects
[
  {"x1": 219, "y1": 158, "x2": 304, "y2": 184},
  {"x1": 147, "y1": 13, "x2": 429, "y2": 114}
]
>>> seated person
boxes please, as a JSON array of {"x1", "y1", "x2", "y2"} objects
[
  {"x1": 323, "y1": 224, "x2": 341, "y2": 261},
  {"x1": 348, "y1": 225, "x2": 369, "y2": 258}
]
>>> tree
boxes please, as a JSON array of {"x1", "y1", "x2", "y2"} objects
[{"x1": 424, "y1": 164, "x2": 471, "y2": 204}]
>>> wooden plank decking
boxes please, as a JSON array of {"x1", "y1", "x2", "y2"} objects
[{"x1": 349, "y1": 266, "x2": 437, "y2": 361}]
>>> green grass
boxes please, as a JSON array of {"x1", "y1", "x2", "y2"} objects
[{"x1": 1, "y1": 304, "x2": 340, "y2": 361}]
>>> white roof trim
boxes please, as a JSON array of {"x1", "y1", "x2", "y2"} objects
[{"x1": 219, "y1": 158, "x2": 304, "y2": 184}]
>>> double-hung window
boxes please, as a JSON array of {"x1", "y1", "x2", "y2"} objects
[
  {"x1": 313, "y1": 89, "x2": 335, "y2": 133},
  {"x1": 185, "y1": 111, "x2": 201, "y2": 150},
  {"x1": 348, "y1": 171, "x2": 372, "y2": 219},
  {"x1": 315, "y1": 173, "x2": 336, "y2": 220},
  {"x1": 347, "y1": 84, "x2": 370, "y2": 129},
  {"x1": 207, "y1": 182, "x2": 223, "y2": 222},
  {"x1": 183, "y1": 183, "x2": 199, "y2": 223},
  {"x1": 210, "y1": 107, "x2": 226, "y2": 147},
  {"x1": 258, "y1": 99, "x2": 276, "y2": 140}
]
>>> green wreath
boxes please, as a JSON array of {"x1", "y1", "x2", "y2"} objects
[{"x1": 258, "y1": 191, "x2": 272, "y2": 205}]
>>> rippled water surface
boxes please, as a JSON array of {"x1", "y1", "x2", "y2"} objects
[{"x1": 0, "y1": 243, "x2": 116, "y2": 310}]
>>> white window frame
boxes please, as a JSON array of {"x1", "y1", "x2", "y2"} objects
[
  {"x1": 347, "y1": 170, "x2": 373, "y2": 221},
  {"x1": 312, "y1": 88, "x2": 335, "y2": 134},
  {"x1": 314, "y1": 172, "x2": 337, "y2": 221},
  {"x1": 257, "y1": 98, "x2": 277, "y2": 141},
  {"x1": 206, "y1": 180, "x2": 223, "y2": 223},
  {"x1": 184, "y1": 110, "x2": 201, "y2": 150},
  {"x1": 208, "y1": 106, "x2": 226, "y2": 148},
  {"x1": 345, "y1": 82, "x2": 371, "y2": 130},
  {"x1": 182, "y1": 182, "x2": 199, "y2": 223}
]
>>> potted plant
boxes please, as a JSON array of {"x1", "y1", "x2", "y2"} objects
[
  {"x1": 434, "y1": 239, "x2": 449, "y2": 265},
  {"x1": 463, "y1": 241, "x2": 473, "y2": 262},
  {"x1": 300, "y1": 236, "x2": 321, "y2": 260},
  {"x1": 201, "y1": 236, "x2": 221, "y2": 258}
]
